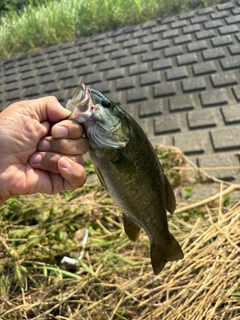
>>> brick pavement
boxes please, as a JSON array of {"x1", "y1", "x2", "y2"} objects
[{"x1": 0, "y1": 1, "x2": 240, "y2": 183}]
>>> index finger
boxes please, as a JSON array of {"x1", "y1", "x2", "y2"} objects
[{"x1": 51, "y1": 120, "x2": 84, "y2": 139}]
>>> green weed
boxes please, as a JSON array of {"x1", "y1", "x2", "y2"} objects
[
  {"x1": 178, "y1": 208, "x2": 205, "y2": 222},
  {"x1": 0, "y1": 0, "x2": 230, "y2": 59},
  {"x1": 184, "y1": 187, "x2": 194, "y2": 200},
  {"x1": 84, "y1": 159, "x2": 96, "y2": 175},
  {"x1": 223, "y1": 194, "x2": 231, "y2": 207}
]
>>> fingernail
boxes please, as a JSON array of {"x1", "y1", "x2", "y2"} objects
[
  {"x1": 38, "y1": 139, "x2": 51, "y2": 151},
  {"x1": 29, "y1": 153, "x2": 42, "y2": 165},
  {"x1": 59, "y1": 157, "x2": 71, "y2": 169},
  {"x1": 54, "y1": 125, "x2": 68, "y2": 138}
]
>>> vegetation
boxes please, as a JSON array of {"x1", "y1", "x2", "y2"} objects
[
  {"x1": 0, "y1": 146, "x2": 240, "y2": 319},
  {"x1": 0, "y1": 1, "x2": 239, "y2": 318},
  {"x1": 0, "y1": 0, "x2": 47, "y2": 14},
  {"x1": 0, "y1": 0, "x2": 229, "y2": 60}
]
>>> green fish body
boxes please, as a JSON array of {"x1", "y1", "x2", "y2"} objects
[{"x1": 67, "y1": 83, "x2": 183, "y2": 274}]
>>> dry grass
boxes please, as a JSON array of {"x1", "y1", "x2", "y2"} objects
[{"x1": 0, "y1": 146, "x2": 239, "y2": 320}]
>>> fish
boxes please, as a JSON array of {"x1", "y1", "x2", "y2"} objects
[{"x1": 66, "y1": 83, "x2": 183, "y2": 275}]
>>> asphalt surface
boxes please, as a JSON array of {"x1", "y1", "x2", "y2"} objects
[{"x1": 0, "y1": 1, "x2": 240, "y2": 183}]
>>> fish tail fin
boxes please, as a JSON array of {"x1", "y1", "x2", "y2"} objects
[{"x1": 150, "y1": 233, "x2": 183, "y2": 275}]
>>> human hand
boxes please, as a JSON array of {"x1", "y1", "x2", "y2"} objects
[{"x1": 0, "y1": 96, "x2": 88, "y2": 205}]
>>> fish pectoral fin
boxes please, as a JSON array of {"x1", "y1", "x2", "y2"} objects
[
  {"x1": 122, "y1": 214, "x2": 141, "y2": 242},
  {"x1": 95, "y1": 166, "x2": 109, "y2": 192},
  {"x1": 150, "y1": 233, "x2": 183, "y2": 275},
  {"x1": 110, "y1": 149, "x2": 123, "y2": 164},
  {"x1": 164, "y1": 174, "x2": 176, "y2": 214},
  {"x1": 110, "y1": 150, "x2": 137, "y2": 174}
]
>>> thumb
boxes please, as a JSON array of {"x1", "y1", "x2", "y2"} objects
[{"x1": 33, "y1": 96, "x2": 71, "y2": 123}]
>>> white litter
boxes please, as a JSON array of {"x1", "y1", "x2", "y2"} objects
[{"x1": 61, "y1": 228, "x2": 89, "y2": 267}]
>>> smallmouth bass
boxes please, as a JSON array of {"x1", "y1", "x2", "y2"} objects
[{"x1": 67, "y1": 83, "x2": 183, "y2": 275}]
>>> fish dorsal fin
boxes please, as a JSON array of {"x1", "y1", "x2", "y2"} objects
[
  {"x1": 95, "y1": 166, "x2": 109, "y2": 192},
  {"x1": 164, "y1": 174, "x2": 176, "y2": 214},
  {"x1": 122, "y1": 214, "x2": 141, "y2": 242}
]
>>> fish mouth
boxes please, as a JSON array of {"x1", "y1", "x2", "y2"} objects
[
  {"x1": 67, "y1": 83, "x2": 93, "y2": 119},
  {"x1": 67, "y1": 83, "x2": 107, "y2": 122}
]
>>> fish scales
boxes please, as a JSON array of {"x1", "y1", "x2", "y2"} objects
[{"x1": 89, "y1": 121, "x2": 167, "y2": 235}]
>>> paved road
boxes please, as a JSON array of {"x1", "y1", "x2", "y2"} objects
[{"x1": 1, "y1": 1, "x2": 240, "y2": 183}]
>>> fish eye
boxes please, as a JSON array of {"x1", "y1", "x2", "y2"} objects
[
  {"x1": 101, "y1": 98, "x2": 111, "y2": 108},
  {"x1": 90, "y1": 88, "x2": 111, "y2": 108}
]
